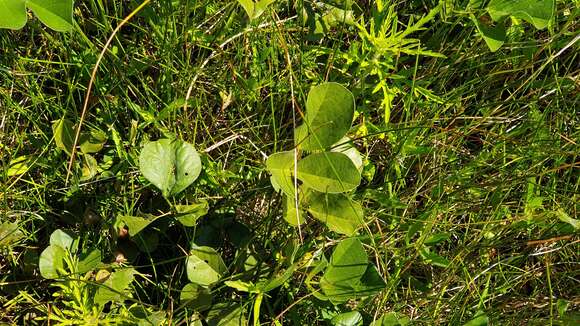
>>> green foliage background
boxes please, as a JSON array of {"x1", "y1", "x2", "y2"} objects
[{"x1": 0, "y1": 0, "x2": 578, "y2": 324}]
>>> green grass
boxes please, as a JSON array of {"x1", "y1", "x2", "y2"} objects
[{"x1": 1, "y1": 0, "x2": 578, "y2": 325}]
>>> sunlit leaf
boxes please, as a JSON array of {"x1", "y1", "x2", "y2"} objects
[
  {"x1": 487, "y1": 0, "x2": 554, "y2": 29},
  {"x1": 306, "y1": 192, "x2": 363, "y2": 236},
  {"x1": 237, "y1": 0, "x2": 275, "y2": 20},
  {"x1": 297, "y1": 152, "x2": 361, "y2": 193},
  {"x1": 331, "y1": 311, "x2": 363, "y2": 326},
  {"x1": 266, "y1": 150, "x2": 297, "y2": 197},
  {"x1": 26, "y1": 0, "x2": 74, "y2": 32},
  {"x1": 0, "y1": 0, "x2": 27, "y2": 29},
  {"x1": 186, "y1": 246, "x2": 227, "y2": 286},
  {"x1": 52, "y1": 119, "x2": 75, "y2": 155},
  {"x1": 175, "y1": 200, "x2": 209, "y2": 227},
  {"x1": 139, "y1": 139, "x2": 202, "y2": 197},
  {"x1": 295, "y1": 83, "x2": 355, "y2": 151},
  {"x1": 39, "y1": 245, "x2": 67, "y2": 279},
  {"x1": 94, "y1": 268, "x2": 136, "y2": 306}
]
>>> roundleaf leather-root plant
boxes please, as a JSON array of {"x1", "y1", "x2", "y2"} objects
[{"x1": 267, "y1": 82, "x2": 366, "y2": 236}]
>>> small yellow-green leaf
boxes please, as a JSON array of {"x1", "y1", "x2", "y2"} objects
[{"x1": 52, "y1": 118, "x2": 75, "y2": 155}]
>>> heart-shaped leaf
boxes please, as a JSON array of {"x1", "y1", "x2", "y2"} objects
[
  {"x1": 0, "y1": 0, "x2": 27, "y2": 29},
  {"x1": 175, "y1": 200, "x2": 209, "y2": 227},
  {"x1": 38, "y1": 244, "x2": 67, "y2": 279},
  {"x1": 283, "y1": 194, "x2": 305, "y2": 226},
  {"x1": 331, "y1": 311, "x2": 363, "y2": 326},
  {"x1": 320, "y1": 238, "x2": 385, "y2": 303},
  {"x1": 266, "y1": 150, "x2": 297, "y2": 197},
  {"x1": 26, "y1": 0, "x2": 74, "y2": 32},
  {"x1": 94, "y1": 268, "x2": 136, "y2": 306},
  {"x1": 180, "y1": 283, "x2": 212, "y2": 311},
  {"x1": 487, "y1": 0, "x2": 554, "y2": 29},
  {"x1": 295, "y1": 82, "x2": 355, "y2": 151},
  {"x1": 186, "y1": 246, "x2": 228, "y2": 286},
  {"x1": 52, "y1": 119, "x2": 75, "y2": 155},
  {"x1": 79, "y1": 128, "x2": 107, "y2": 154},
  {"x1": 139, "y1": 139, "x2": 202, "y2": 197},
  {"x1": 306, "y1": 192, "x2": 363, "y2": 235},
  {"x1": 297, "y1": 152, "x2": 361, "y2": 193},
  {"x1": 238, "y1": 0, "x2": 275, "y2": 20}
]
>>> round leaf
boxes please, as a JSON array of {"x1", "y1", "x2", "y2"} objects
[
  {"x1": 0, "y1": 0, "x2": 27, "y2": 30},
  {"x1": 306, "y1": 192, "x2": 363, "y2": 235},
  {"x1": 39, "y1": 245, "x2": 67, "y2": 279},
  {"x1": 139, "y1": 139, "x2": 202, "y2": 197},
  {"x1": 294, "y1": 83, "x2": 355, "y2": 151},
  {"x1": 186, "y1": 246, "x2": 228, "y2": 286},
  {"x1": 180, "y1": 283, "x2": 212, "y2": 311},
  {"x1": 297, "y1": 152, "x2": 361, "y2": 193},
  {"x1": 26, "y1": 0, "x2": 74, "y2": 32}
]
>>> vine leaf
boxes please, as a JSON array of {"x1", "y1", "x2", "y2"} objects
[
  {"x1": 139, "y1": 139, "x2": 202, "y2": 198},
  {"x1": 297, "y1": 152, "x2": 361, "y2": 193},
  {"x1": 306, "y1": 192, "x2": 363, "y2": 235},
  {"x1": 487, "y1": 0, "x2": 554, "y2": 29},
  {"x1": 0, "y1": 0, "x2": 27, "y2": 29},
  {"x1": 295, "y1": 82, "x2": 355, "y2": 151},
  {"x1": 186, "y1": 246, "x2": 228, "y2": 287},
  {"x1": 320, "y1": 238, "x2": 385, "y2": 303},
  {"x1": 0, "y1": 0, "x2": 74, "y2": 31},
  {"x1": 266, "y1": 150, "x2": 296, "y2": 197}
]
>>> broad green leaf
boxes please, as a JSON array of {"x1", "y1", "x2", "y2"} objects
[
  {"x1": 555, "y1": 209, "x2": 579, "y2": 229},
  {"x1": 139, "y1": 139, "x2": 202, "y2": 197},
  {"x1": 39, "y1": 245, "x2": 67, "y2": 279},
  {"x1": 463, "y1": 312, "x2": 489, "y2": 326},
  {"x1": 320, "y1": 238, "x2": 368, "y2": 301},
  {"x1": 49, "y1": 229, "x2": 74, "y2": 249},
  {"x1": 332, "y1": 137, "x2": 363, "y2": 172},
  {"x1": 52, "y1": 119, "x2": 75, "y2": 155},
  {"x1": 77, "y1": 249, "x2": 102, "y2": 274},
  {"x1": 424, "y1": 232, "x2": 450, "y2": 246},
  {"x1": 128, "y1": 306, "x2": 167, "y2": 326},
  {"x1": 79, "y1": 128, "x2": 107, "y2": 154},
  {"x1": 175, "y1": 200, "x2": 209, "y2": 227},
  {"x1": 120, "y1": 215, "x2": 161, "y2": 237},
  {"x1": 80, "y1": 154, "x2": 98, "y2": 181},
  {"x1": 266, "y1": 150, "x2": 297, "y2": 197},
  {"x1": 471, "y1": 15, "x2": 506, "y2": 52},
  {"x1": 0, "y1": 0, "x2": 26, "y2": 29},
  {"x1": 283, "y1": 194, "x2": 305, "y2": 226},
  {"x1": 186, "y1": 246, "x2": 228, "y2": 286},
  {"x1": 0, "y1": 222, "x2": 24, "y2": 248},
  {"x1": 206, "y1": 303, "x2": 246, "y2": 326},
  {"x1": 94, "y1": 267, "x2": 136, "y2": 306},
  {"x1": 320, "y1": 238, "x2": 385, "y2": 303},
  {"x1": 180, "y1": 283, "x2": 212, "y2": 311},
  {"x1": 238, "y1": 0, "x2": 275, "y2": 20},
  {"x1": 306, "y1": 192, "x2": 363, "y2": 235},
  {"x1": 420, "y1": 249, "x2": 450, "y2": 268},
  {"x1": 26, "y1": 0, "x2": 74, "y2": 32},
  {"x1": 487, "y1": 0, "x2": 554, "y2": 29},
  {"x1": 295, "y1": 83, "x2": 355, "y2": 151},
  {"x1": 225, "y1": 280, "x2": 256, "y2": 293},
  {"x1": 370, "y1": 312, "x2": 410, "y2": 326},
  {"x1": 297, "y1": 152, "x2": 361, "y2": 193},
  {"x1": 331, "y1": 311, "x2": 363, "y2": 326},
  {"x1": 6, "y1": 155, "x2": 29, "y2": 177}
]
